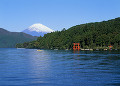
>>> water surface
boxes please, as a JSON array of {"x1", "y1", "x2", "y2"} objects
[{"x1": 0, "y1": 48, "x2": 120, "y2": 86}]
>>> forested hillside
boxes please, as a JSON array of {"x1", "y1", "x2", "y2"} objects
[
  {"x1": 0, "y1": 28, "x2": 37, "y2": 48},
  {"x1": 16, "y1": 17, "x2": 120, "y2": 49}
]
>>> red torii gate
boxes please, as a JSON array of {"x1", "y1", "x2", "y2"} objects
[
  {"x1": 73, "y1": 43, "x2": 80, "y2": 50},
  {"x1": 108, "y1": 44, "x2": 113, "y2": 49}
]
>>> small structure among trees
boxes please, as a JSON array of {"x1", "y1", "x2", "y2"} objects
[
  {"x1": 108, "y1": 45, "x2": 113, "y2": 49},
  {"x1": 73, "y1": 43, "x2": 80, "y2": 50}
]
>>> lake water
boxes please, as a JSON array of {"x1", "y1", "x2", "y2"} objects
[{"x1": 0, "y1": 48, "x2": 120, "y2": 86}]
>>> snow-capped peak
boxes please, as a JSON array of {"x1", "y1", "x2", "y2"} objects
[{"x1": 28, "y1": 23, "x2": 54, "y2": 33}]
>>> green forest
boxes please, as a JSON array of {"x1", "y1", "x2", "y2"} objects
[{"x1": 16, "y1": 17, "x2": 120, "y2": 50}]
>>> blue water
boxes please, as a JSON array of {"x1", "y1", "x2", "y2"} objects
[{"x1": 0, "y1": 48, "x2": 120, "y2": 86}]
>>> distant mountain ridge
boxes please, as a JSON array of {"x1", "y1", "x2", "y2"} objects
[
  {"x1": 0, "y1": 28, "x2": 37, "y2": 48},
  {"x1": 23, "y1": 23, "x2": 54, "y2": 37},
  {"x1": 23, "y1": 29, "x2": 47, "y2": 37}
]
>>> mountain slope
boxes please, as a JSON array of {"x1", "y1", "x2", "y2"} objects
[
  {"x1": 0, "y1": 28, "x2": 37, "y2": 48},
  {"x1": 16, "y1": 17, "x2": 120, "y2": 49},
  {"x1": 23, "y1": 23, "x2": 54, "y2": 36},
  {"x1": 23, "y1": 29, "x2": 47, "y2": 37}
]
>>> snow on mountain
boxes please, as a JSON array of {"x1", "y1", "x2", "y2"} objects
[{"x1": 23, "y1": 23, "x2": 54, "y2": 37}]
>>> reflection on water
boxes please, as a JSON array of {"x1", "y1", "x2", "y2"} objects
[
  {"x1": 28, "y1": 50, "x2": 51, "y2": 84},
  {"x1": 0, "y1": 48, "x2": 120, "y2": 86}
]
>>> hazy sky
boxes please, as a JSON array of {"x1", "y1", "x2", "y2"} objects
[{"x1": 0, "y1": 0, "x2": 120, "y2": 32}]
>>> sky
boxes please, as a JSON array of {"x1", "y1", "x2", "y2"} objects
[{"x1": 0, "y1": 0, "x2": 120, "y2": 32}]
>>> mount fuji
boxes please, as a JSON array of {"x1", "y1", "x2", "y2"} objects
[{"x1": 23, "y1": 23, "x2": 54, "y2": 37}]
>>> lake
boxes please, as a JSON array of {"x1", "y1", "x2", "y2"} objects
[{"x1": 0, "y1": 48, "x2": 120, "y2": 86}]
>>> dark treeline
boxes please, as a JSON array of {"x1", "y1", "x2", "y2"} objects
[{"x1": 16, "y1": 17, "x2": 120, "y2": 49}]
